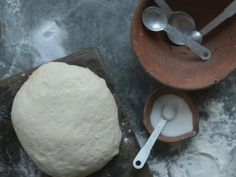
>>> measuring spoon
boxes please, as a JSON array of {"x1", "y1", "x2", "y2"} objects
[
  {"x1": 142, "y1": 6, "x2": 212, "y2": 60},
  {"x1": 200, "y1": 0, "x2": 236, "y2": 36},
  {"x1": 153, "y1": 0, "x2": 202, "y2": 45},
  {"x1": 133, "y1": 105, "x2": 177, "y2": 169},
  {"x1": 183, "y1": 0, "x2": 236, "y2": 43},
  {"x1": 154, "y1": 0, "x2": 172, "y2": 15}
]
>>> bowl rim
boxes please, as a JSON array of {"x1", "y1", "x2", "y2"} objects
[
  {"x1": 143, "y1": 88, "x2": 199, "y2": 143},
  {"x1": 130, "y1": 0, "x2": 236, "y2": 90}
]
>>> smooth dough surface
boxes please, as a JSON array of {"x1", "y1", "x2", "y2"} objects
[{"x1": 11, "y1": 62, "x2": 122, "y2": 177}]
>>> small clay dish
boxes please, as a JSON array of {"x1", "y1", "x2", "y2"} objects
[
  {"x1": 131, "y1": 0, "x2": 236, "y2": 90},
  {"x1": 144, "y1": 88, "x2": 199, "y2": 143}
]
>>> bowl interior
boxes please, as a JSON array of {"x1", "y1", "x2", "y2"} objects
[
  {"x1": 143, "y1": 88, "x2": 199, "y2": 143},
  {"x1": 132, "y1": 0, "x2": 236, "y2": 90}
]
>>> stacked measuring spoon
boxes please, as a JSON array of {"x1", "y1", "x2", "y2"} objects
[
  {"x1": 142, "y1": 0, "x2": 236, "y2": 61},
  {"x1": 155, "y1": 0, "x2": 236, "y2": 44}
]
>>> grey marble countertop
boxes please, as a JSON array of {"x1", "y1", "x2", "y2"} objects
[{"x1": 0, "y1": 1, "x2": 236, "y2": 177}]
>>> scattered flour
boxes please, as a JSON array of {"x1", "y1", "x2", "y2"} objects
[
  {"x1": 169, "y1": 153, "x2": 220, "y2": 177},
  {"x1": 5, "y1": 0, "x2": 21, "y2": 14},
  {"x1": 123, "y1": 137, "x2": 129, "y2": 144},
  {"x1": 140, "y1": 98, "x2": 236, "y2": 177},
  {"x1": 1, "y1": 0, "x2": 68, "y2": 78},
  {"x1": 136, "y1": 131, "x2": 149, "y2": 147},
  {"x1": 31, "y1": 20, "x2": 67, "y2": 66},
  {"x1": 0, "y1": 62, "x2": 7, "y2": 68},
  {"x1": 0, "y1": 148, "x2": 42, "y2": 177}
]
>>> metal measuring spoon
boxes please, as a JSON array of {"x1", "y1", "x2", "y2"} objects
[
  {"x1": 153, "y1": 0, "x2": 202, "y2": 45},
  {"x1": 183, "y1": 0, "x2": 236, "y2": 43},
  {"x1": 133, "y1": 105, "x2": 177, "y2": 169},
  {"x1": 168, "y1": 12, "x2": 203, "y2": 45},
  {"x1": 142, "y1": 6, "x2": 212, "y2": 60},
  {"x1": 200, "y1": 0, "x2": 236, "y2": 37},
  {"x1": 154, "y1": 0, "x2": 172, "y2": 15}
]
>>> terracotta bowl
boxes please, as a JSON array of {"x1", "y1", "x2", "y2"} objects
[
  {"x1": 131, "y1": 0, "x2": 236, "y2": 90},
  {"x1": 144, "y1": 88, "x2": 199, "y2": 143}
]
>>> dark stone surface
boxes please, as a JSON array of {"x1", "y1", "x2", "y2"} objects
[{"x1": 0, "y1": 1, "x2": 236, "y2": 176}]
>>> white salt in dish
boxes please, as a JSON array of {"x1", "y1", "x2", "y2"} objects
[
  {"x1": 143, "y1": 89, "x2": 199, "y2": 143},
  {"x1": 150, "y1": 94, "x2": 193, "y2": 137}
]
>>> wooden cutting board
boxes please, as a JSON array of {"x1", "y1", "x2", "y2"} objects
[{"x1": 0, "y1": 48, "x2": 152, "y2": 177}]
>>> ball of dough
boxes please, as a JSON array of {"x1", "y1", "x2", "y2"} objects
[{"x1": 11, "y1": 62, "x2": 122, "y2": 177}]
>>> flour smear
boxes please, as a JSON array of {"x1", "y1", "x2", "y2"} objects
[
  {"x1": 31, "y1": 20, "x2": 67, "y2": 66},
  {"x1": 2, "y1": 0, "x2": 68, "y2": 78},
  {"x1": 147, "y1": 99, "x2": 236, "y2": 177}
]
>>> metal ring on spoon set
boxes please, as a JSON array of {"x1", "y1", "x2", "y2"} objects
[
  {"x1": 167, "y1": 12, "x2": 199, "y2": 45},
  {"x1": 153, "y1": 0, "x2": 203, "y2": 44},
  {"x1": 142, "y1": 6, "x2": 212, "y2": 60},
  {"x1": 159, "y1": 0, "x2": 236, "y2": 44}
]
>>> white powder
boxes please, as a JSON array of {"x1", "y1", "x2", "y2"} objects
[
  {"x1": 2, "y1": 0, "x2": 68, "y2": 78},
  {"x1": 169, "y1": 154, "x2": 220, "y2": 177},
  {"x1": 0, "y1": 148, "x2": 43, "y2": 177},
  {"x1": 0, "y1": 62, "x2": 7, "y2": 68},
  {"x1": 123, "y1": 137, "x2": 129, "y2": 144},
  {"x1": 31, "y1": 20, "x2": 67, "y2": 66},
  {"x1": 135, "y1": 131, "x2": 149, "y2": 147},
  {"x1": 150, "y1": 94, "x2": 193, "y2": 137},
  {"x1": 146, "y1": 98, "x2": 236, "y2": 177},
  {"x1": 5, "y1": 0, "x2": 21, "y2": 14}
]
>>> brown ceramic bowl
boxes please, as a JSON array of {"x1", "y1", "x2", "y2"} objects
[
  {"x1": 144, "y1": 88, "x2": 199, "y2": 143},
  {"x1": 131, "y1": 0, "x2": 236, "y2": 90}
]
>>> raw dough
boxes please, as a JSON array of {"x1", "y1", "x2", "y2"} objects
[{"x1": 11, "y1": 62, "x2": 122, "y2": 177}]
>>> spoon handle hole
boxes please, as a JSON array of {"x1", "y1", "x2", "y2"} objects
[{"x1": 135, "y1": 160, "x2": 142, "y2": 167}]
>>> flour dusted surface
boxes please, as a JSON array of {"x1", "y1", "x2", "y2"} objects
[{"x1": 11, "y1": 62, "x2": 122, "y2": 177}]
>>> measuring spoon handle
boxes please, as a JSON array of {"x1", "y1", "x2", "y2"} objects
[
  {"x1": 154, "y1": 0, "x2": 173, "y2": 15},
  {"x1": 133, "y1": 118, "x2": 167, "y2": 169},
  {"x1": 200, "y1": 0, "x2": 236, "y2": 36},
  {"x1": 165, "y1": 24, "x2": 212, "y2": 60}
]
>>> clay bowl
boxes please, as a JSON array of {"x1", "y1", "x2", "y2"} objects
[
  {"x1": 131, "y1": 0, "x2": 236, "y2": 90},
  {"x1": 144, "y1": 88, "x2": 199, "y2": 143}
]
